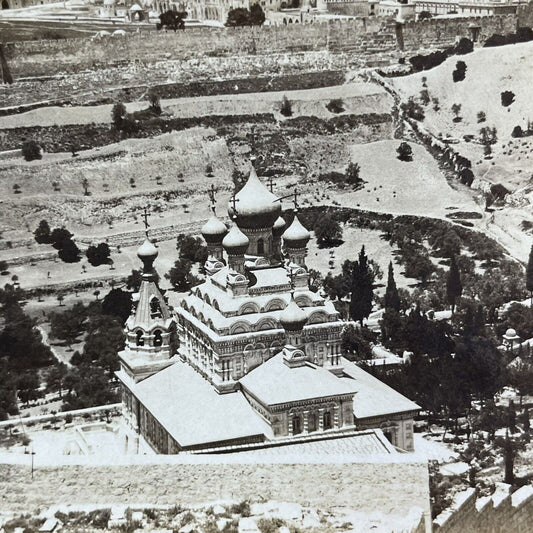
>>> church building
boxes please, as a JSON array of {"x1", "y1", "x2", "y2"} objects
[{"x1": 116, "y1": 166, "x2": 419, "y2": 454}]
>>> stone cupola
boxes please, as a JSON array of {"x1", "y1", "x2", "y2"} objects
[{"x1": 202, "y1": 214, "x2": 228, "y2": 276}]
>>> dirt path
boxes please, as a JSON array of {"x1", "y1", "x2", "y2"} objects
[{"x1": 0, "y1": 82, "x2": 390, "y2": 129}]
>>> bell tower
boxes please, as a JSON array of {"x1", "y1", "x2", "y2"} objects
[{"x1": 118, "y1": 211, "x2": 178, "y2": 383}]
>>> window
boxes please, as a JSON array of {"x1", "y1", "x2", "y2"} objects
[
  {"x1": 323, "y1": 411, "x2": 332, "y2": 430},
  {"x1": 154, "y1": 330, "x2": 163, "y2": 347},
  {"x1": 136, "y1": 330, "x2": 144, "y2": 346},
  {"x1": 257, "y1": 238, "x2": 265, "y2": 255},
  {"x1": 308, "y1": 413, "x2": 317, "y2": 432},
  {"x1": 292, "y1": 416, "x2": 302, "y2": 435}
]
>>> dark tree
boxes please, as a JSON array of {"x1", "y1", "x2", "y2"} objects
[
  {"x1": 501, "y1": 91, "x2": 515, "y2": 107},
  {"x1": 158, "y1": 10, "x2": 187, "y2": 31},
  {"x1": 126, "y1": 269, "x2": 143, "y2": 291},
  {"x1": 17, "y1": 370, "x2": 42, "y2": 404},
  {"x1": 341, "y1": 324, "x2": 374, "y2": 361},
  {"x1": 45, "y1": 362, "x2": 68, "y2": 399},
  {"x1": 397, "y1": 142, "x2": 413, "y2": 162},
  {"x1": 111, "y1": 102, "x2": 127, "y2": 129},
  {"x1": 62, "y1": 364, "x2": 117, "y2": 410},
  {"x1": 34, "y1": 220, "x2": 52, "y2": 244},
  {"x1": 58, "y1": 238, "x2": 81, "y2": 263},
  {"x1": 280, "y1": 95, "x2": 293, "y2": 117},
  {"x1": 508, "y1": 400, "x2": 517, "y2": 433},
  {"x1": 526, "y1": 244, "x2": 533, "y2": 306},
  {"x1": 452, "y1": 60, "x2": 467, "y2": 82},
  {"x1": 177, "y1": 234, "x2": 208, "y2": 264},
  {"x1": 0, "y1": 260, "x2": 7, "y2": 274},
  {"x1": 249, "y1": 3, "x2": 265, "y2": 24},
  {"x1": 314, "y1": 214, "x2": 343, "y2": 248},
  {"x1": 50, "y1": 227, "x2": 73, "y2": 250},
  {"x1": 86, "y1": 243, "x2": 111, "y2": 267},
  {"x1": 349, "y1": 246, "x2": 374, "y2": 326},
  {"x1": 147, "y1": 88, "x2": 162, "y2": 115},
  {"x1": 226, "y1": 5, "x2": 264, "y2": 26},
  {"x1": 166, "y1": 258, "x2": 200, "y2": 292},
  {"x1": 102, "y1": 288, "x2": 132, "y2": 324},
  {"x1": 446, "y1": 255, "x2": 462, "y2": 314},
  {"x1": 345, "y1": 162, "x2": 362, "y2": 186},
  {"x1": 49, "y1": 303, "x2": 86, "y2": 347},
  {"x1": 504, "y1": 430, "x2": 514, "y2": 484},
  {"x1": 21, "y1": 140, "x2": 42, "y2": 161},
  {"x1": 384, "y1": 262, "x2": 401, "y2": 311}
]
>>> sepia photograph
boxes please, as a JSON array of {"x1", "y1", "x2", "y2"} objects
[{"x1": 0, "y1": 1, "x2": 532, "y2": 531}]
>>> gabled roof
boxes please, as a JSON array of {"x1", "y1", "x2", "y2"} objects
[
  {"x1": 240, "y1": 352, "x2": 357, "y2": 406},
  {"x1": 119, "y1": 363, "x2": 271, "y2": 448},
  {"x1": 341, "y1": 358, "x2": 420, "y2": 419}
]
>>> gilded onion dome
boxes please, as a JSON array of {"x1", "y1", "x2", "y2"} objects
[
  {"x1": 272, "y1": 215, "x2": 286, "y2": 239},
  {"x1": 137, "y1": 237, "x2": 158, "y2": 271},
  {"x1": 282, "y1": 214, "x2": 310, "y2": 249},
  {"x1": 222, "y1": 223, "x2": 250, "y2": 255},
  {"x1": 201, "y1": 215, "x2": 228, "y2": 245},
  {"x1": 279, "y1": 293, "x2": 308, "y2": 332},
  {"x1": 228, "y1": 167, "x2": 281, "y2": 229}
]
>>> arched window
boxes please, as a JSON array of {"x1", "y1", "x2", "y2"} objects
[
  {"x1": 150, "y1": 297, "x2": 161, "y2": 317},
  {"x1": 292, "y1": 416, "x2": 302, "y2": 435},
  {"x1": 136, "y1": 330, "x2": 144, "y2": 346},
  {"x1": 153, "y1": 330, "x2": 163, "y2": 347},
  {"x1": 323, "y1": 411, "x2": 332, "y2": 430},
  {"x1": 257, "y1": 238, "x2": 265, "y2": 255}
]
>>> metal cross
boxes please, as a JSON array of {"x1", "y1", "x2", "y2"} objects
[
  {"x1": 208, "y1": 184, "x2": 217, "y2": 214},
  {"x1": 267, "y1": 175, "x2": 275, "y2": 193},
  {"x1": 288, "y1": 267, "x2": 296, "y2": 292},
  {"x1": 229, "y1": 193, "x2": 239, "y2": 214},
  {"x1": 141, "y1": 207, "x2": 150, "y2": 236},
  {"x1": 292, "y1": 188, "x2": 299, "y2": 211}
]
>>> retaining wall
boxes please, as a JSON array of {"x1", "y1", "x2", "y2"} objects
[{"x1": 433, "y1": 484, "x2": 533, "y2": 533}]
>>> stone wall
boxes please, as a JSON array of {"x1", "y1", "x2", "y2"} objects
[
  {"x1": 4, "y1": 14, "x2": 524, "y2": 80},
  {"x1": 433, "y1": 484, "x2": 533, "y2": 533},
  {"x1": 0, "y1": 460, "x2": 430, "y2": 518}
]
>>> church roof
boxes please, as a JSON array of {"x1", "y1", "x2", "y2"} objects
[
  {"x1": 282, "y1": 214, "x2": 310, "y2": 249},
  {"x1": 201, "y1": 215, "x2": 228, "y2": 245},
  {"x1": 120, "y1": 363, "x2": 271, "y2": 448},
  {"x1": 222, "y1": 223, "x2": 249, "y2": 255},
  {"x1": 239, "y1": 352, "x2": 357, "y2": 406},
  {"x1": 228, "y1": 167, "x2": 281, "y2": 229},
  {"x1": 341, "y1": 358, "x2": 420, "y2": 419},
  {"x1": 127, "y1": 279, "x2": 172, "y2": 331}
]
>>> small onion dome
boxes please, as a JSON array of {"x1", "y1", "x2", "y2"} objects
[
  {"x1": 504, "y1": 328, "x2": 520, "y2": 340},
  {"x1": 137, "y1": 237, "x2": 158, "y2": 271},
  {"x1": 201, "y1": 215, "x2": 228, "y2": 245},
  {"x1": 272, "y1": 215, "x2": 286, "y2": 239},
  {"x1": 228, "y1": 167, "x2": 281, "y2": 229},
  {"x1": 280, "y1": 294, "x2": 307, "y2": 332},
  {"x1": 222, "y1": 224, "x2": 249, "y2": 255},
  {"x1": 282, "y1": 214, "x2": 310, "y2": 249}
]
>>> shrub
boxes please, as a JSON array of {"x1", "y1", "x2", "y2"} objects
[
  {"x1": 401, "y1": 97, "x2": 425, "y2": 121},
  {"x1": 454, "y1": 38, "x2": 473, "y2": 55},
  {"x1": 397, "y1": 142, "x2": 413, "y2": 162},
  {"x1": 280, "y1": 95, "x2": 292, "y2": 117},
  {"x1": 501, "y1": 91, "x2": 515, "y2": 107},
  {"x1": 419, "y1": 89, "x2": 430, "y2": 106},
  {"x1": 22, "y1": 140, "x2": 42, "y2": 161},
  {"x1": 419, "y1": 10, "x2": 432, "y2": 19},
  {"x1": 86, "y1": 243, "x2": 111, "y2": 267},
  {"x1": 452, "y1": 61, "x2": 467, "y2": 82},
  {"x1": 512, "y1": 125, "x2": 523, "y2": 138},
  {"x1": 326, "y1": 98, "x2": 345, "y2": 114},
  {"x1": 111, "y1": 102, "x2": 126, "y2": 129},
  {"x1": 477, "y1": 111, "x2": 486, "y2": 123}
]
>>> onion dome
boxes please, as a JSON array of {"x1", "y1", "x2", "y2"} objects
[
  {"x1": 282, "y1": 214, "x2": 310, "y2": 249},
  {"x1": 222, "y1": 223, "x2": 249, "y2": 255},
  {"x1": 201, "y1": 215, "x2": 228, "y2": 245},
  {"x1": 272, "y1": 215, "x2": 286, "y2": 239},
  {"x1": 228, "y1": 167, "x2": 281, "y2": 229},
  {"x1": 137, "y1": 237, "x2": 158, "y2": 271},
  {"x1": 280, "y1": 294, "x2": 308, "y2": 332}
]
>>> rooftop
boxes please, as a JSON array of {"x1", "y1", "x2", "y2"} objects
[
  {"x1": 117, "y1": 363, "x2": 272, "y2": 448},
  {"x1": 240, "y1": 352, "x2": 357, "y2": 406},
  {"x1": 341, "y1": 358, "x2": 420, "y2": 419}
]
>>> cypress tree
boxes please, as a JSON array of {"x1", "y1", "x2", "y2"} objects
[
  {"x1": 349, "y1": 246, "x2": 374, "y2": 326},
  {"x1": 526, "y1": 244, "x2": 533, "y2": 307},
  {"x1": 384, "y1": 261, "x2": 401, "y2": 311},
  {"x1": 446, "y1": 255, "x2": 462, "y2": 314},
  {"x1": 504, "y1": 430, "x2": 514, "y2": 485}
]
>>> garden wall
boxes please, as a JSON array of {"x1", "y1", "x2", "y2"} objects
[{"x1": 433, "y1": 484, "x2": 533, "y2": 533}]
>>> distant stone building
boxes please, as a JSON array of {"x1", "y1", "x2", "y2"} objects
[{"x1": 117, "y1": 166, "x2": 419, "y2": 454}]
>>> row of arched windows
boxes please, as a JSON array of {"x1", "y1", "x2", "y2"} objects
[{"x1": 135, "y1": 329, "x2": 164, "y2": 347}]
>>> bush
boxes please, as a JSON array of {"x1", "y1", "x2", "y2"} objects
[
  {"x1": 22, "y1": 140, "x2": 42, "y2": 161},
  {"x1": 501, "y1": 91, "x2": 515, "y2": 107},
  {"x1": 400, "y1": 97, "x2": 425, "y2": 121},
  {"x1": 326, "y1": 98, "x2": 345, "y2": 114},
  {"x1": 454, "y1": 37, "x2": 474, "y2": 55},
  {"x1": 86, "y1": 243, "x2": 111, "y2": 267},
  {"x1": 397, "y1": 142, "x2": 413, "y2": 162},
  {"x1": 477, "y1": 111, "x2": 486, "y2": 123},
  {"x1": 512, "y1": 125, "x2": 523, "y2": 138},
  {"x1": 280, "y1": 95, "x2": 292, "y2": 117},
  {"x1": 452, "y1": 61, "x2": 467, "y2": 82}
]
